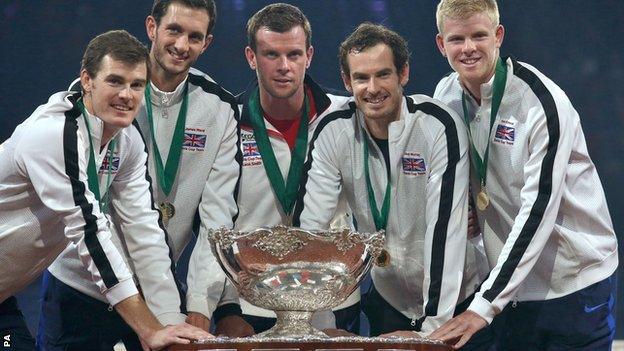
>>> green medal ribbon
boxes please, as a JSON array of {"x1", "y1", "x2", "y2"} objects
[
  {"x1": 144, "y1": 82, "x2": 189, "y2": 196},
  {"x1": 362, "y1": 131, "x2": 391, "y2": 231},
  {"x1": 461, "y1": 58, "x2": 507, "y2": 191},
  {"x1": 248, "y1": 88, "x2": 309, "y2": 221},
  {"x1": 78, "y1": 100, "x2": 116, "y2": 214}
]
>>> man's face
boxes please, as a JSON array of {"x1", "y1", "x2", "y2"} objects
[
  {"x1": 436, "y1": 12, "x2": 504, "y2": 90},
  {"x1": 245, "y1": 25, "x2": 313, "y2": 100},
  {"x1": 342, "y1": 43, "x2": 408, "y2": 124},
  {"x1": 146, "y1": 2, "x2": 212, "y2": 78},
  {"x1": 80, "y1": 55, "x2": 147, "y2": 129}
]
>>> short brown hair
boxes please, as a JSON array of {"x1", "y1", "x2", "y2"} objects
[
  {"x1": 436, "y1": 0, "x2": 499, "y2": 34},
  {"x1": 339, "y1": 23, "x2": 410, "y2": 77},
  {"x1": 81, "y1": 30, "x2": 148, "y2": 78},
  {"x1": 151, "y1": 0, "x2": 217, "y2": 35},
  {"x1": 246, "y1": 3, "x2": 311, "y2": 52}
]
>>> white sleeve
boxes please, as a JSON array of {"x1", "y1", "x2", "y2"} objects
[
  {"x1": 14, "y1": 116, "x2": 137, "y2": 306},
  {"x1": 420, "y1": 109, "x2": 470, "y2": 333},
  {"x1": 186, "y1": 106, "x2": 240, "y2": 318},
  {"x1": 295, "y1": 126, "x2": 343, "y2": 230},
  {"x1": 468, "y1": 96, "x2": 576, "y2": 323},
  {"x1": 109, "y1": 128, "x2": 185, "y2": 325}
]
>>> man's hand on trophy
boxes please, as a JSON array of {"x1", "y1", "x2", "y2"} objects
[
  {"x1": 322, "y1": 328, "x2": 357, "y2": 337},
  {"x1": 379, "y1": 330, "x2": 426, "y2": 338},
  {"x1": 429, "y1": 310, "x2": 488, "y2": 349},
  {"x1": 215, "y1": 315, "x2": 255, "y2": 337},
  {"x1": 186, "y1": 312, "x2": 211, "y2": 332},
  {"x1": 141, "y1": 323, "x2": 214, "y2": 350}
]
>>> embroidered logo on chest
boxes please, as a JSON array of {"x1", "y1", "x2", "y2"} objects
[
  {"x1": 241, "y1": 132, "x2": 263, "y2": 167},
  {"x1": 183, "y1": 127, "x2": 207, "y2": 151},
  {"x1": 99, "y1": 151, "x2": 120, "y2": 175},
  {"x1": 401, "y1": 152, "x2": 426, "y2": 176},
  {"x1": 494, "y1": 120, "x2": 515, "y2": 145}
]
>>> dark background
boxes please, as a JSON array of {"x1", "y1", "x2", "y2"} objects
[{"x1": 1, "y1": 0, "x2": 622, "y2": 338}]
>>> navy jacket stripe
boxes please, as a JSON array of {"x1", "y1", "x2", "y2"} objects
[
  {"x1": 291, "y1": 104, "x2": 356, "y2": 226},
  {"x1": 412, "y1": 98, "x2": 460, "y2": 317},
  {"x1": 482, "y1": 59, "x2": 560, "y2": 302},
  {"x1": 63, "y1": 93, "x2": 119, "y2": 288},
  {"x1": 188, "y1": 73, "x2": 242, "y2": 225}
]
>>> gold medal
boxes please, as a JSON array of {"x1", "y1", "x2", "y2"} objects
[
  {"x1": 159, "y1": 202, "x2": 175, "y2": 223},
  {"x1": 476, "y1": 190, "x2": 489, "y2": 211},
  {"x1": 375, "y1": 248, "x2": 391, "y2": 267}
]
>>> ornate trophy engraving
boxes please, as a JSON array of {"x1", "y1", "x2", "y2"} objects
[{"x1": 209, "y1": 226, "x2": 385, "y2": 338}]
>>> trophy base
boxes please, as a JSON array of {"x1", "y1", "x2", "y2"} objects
[
  {"x1": 168, "y1": 336, "x2": 451, "y2": 351},
  {"x1": 256, "y1": 311, "x2": 327, "y2": 339}
]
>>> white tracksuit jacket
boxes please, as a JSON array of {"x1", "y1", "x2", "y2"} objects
[
  {"x1": 51, "y1": 69, "x2": 240, "y2": 325},
  {"x1": 434, "y1": 56, "x2": 618, "y2": 324},
  {"x1": 186, "y1": 76, "x2": 355, "y2": 324},
  {"x1": 0, "y1": 91, "x2": 141, "y2": 307},
  {"x1": 295, "y1": 94, "x2": 485, "y2": 333}
]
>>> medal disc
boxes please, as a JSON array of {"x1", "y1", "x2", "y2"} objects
[
  {"x1": 375, "y1": 248, "x2": 391, "y2": 267},
  {"x1": 159, "y1": 202, "x2": 175, "y2": 221},
  {"x1": 476, "y1": 191, "x2": 489, "y2": 211}
]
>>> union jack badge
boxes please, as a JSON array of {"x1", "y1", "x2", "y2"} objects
[
  {"x1": 495, "y1": 124, "x2": 515, "y2": 144},
  {"x1": 183, "y1": 132, "x2": 207, "y2": 150},
  {"x1": 402, "y1": 153, "x2": 426, "y2": 175}
]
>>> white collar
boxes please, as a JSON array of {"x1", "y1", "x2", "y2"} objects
[{"x1": 149, "y1": 77, "x2": 188, "y2": 107}]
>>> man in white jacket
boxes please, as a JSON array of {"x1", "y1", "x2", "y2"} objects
[
  {"x1": 186, "y1": 3, "x2": 359, "y2": 335},
  {"x1": 39, "y1": 0, "x2": 247, "y2": 348},
  {"x1": 430, "y1": 0, "x2": 618, "y2": 349},
  {"x1": 0, "y1": 29, "x2": 209, "y2": 351},
  {"x1": 295, "y1": 23, "x2": 486, "y2": 344}
]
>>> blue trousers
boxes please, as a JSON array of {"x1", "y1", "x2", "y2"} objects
[
  {"x1": 37, "y1": 271, "x2": 142, "y2": 351},
  {"x1": 490, "y1": 273, "x2": 617, "y2": 350},
  {"x1": 0, "y1": 297, "x2": 35, "y2": 351}
]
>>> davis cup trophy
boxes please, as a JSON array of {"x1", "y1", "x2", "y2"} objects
[
  {"x1": 170, "y1": 226, "x2": 451, "y2": 351},
  {"x1": 209, "y1": 225, "x2": 385, "y2": 338}
]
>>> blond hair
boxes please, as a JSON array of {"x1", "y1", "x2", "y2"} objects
[{"x1": 436, "y1": 0, "x2": 499, "y2": 33}]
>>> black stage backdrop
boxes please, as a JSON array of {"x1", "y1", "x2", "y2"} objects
[{"x1": 1, "y1": 0, "x2": 622, "y2": 338}]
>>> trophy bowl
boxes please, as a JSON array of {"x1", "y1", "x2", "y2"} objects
[{"x1": 209, "y1": 225, "x2": 385, "y2": 338}]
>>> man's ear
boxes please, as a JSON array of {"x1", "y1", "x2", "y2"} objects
[
  {"x1": 495, "y1": 24, "x2": 505, "y2": 49},
  {"x1": 305, "y1": 45, "x2": 314, "y2": 69},
  {"x1": 435, "y1": 33, "x2": 447, "y2": 58},
  {"x1": 201, "y1": 34, "x2": 214, "y2": 54},
  {"x1": 146, "y1": 16, "x2": 157, "y2": 42},
  {"x1": 399, "y1": 64, "x2": 409, "y2": 87},
  {"x1": 245, "y1": 46, "x2": 257, "y2": 70},
  {"x1": 341, "y1": 71, "x2": 352, "y2": 93},
  {"x1": 80, "y1": 69, "x2": 92, "y2": 94}
]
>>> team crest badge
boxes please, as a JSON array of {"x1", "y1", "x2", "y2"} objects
[
  {"x1": 182, "y1": 132, "x2": 207, "y2": 151},
  {"x1": 242, "y1": 140, "x2": 262, "y2": 167},
  {"x1": 99, "y1": 151, "x2": 120, "y2": 174},
  {"x1": 494, "y1": 124, "x2": 515, "y2": 145},
  {"x1": 402, "y1": 152, "x2": 426, "y2": 176}
]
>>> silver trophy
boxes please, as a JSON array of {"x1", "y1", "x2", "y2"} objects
[{"x1": 209, "y1": 225, "x2": 386, "y2": 338}]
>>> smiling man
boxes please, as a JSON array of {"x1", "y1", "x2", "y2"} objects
[
  {"x1": 295, "y1": 23, "x2": 486, "y2": 341},
  {"x1": 431, "y1": 0, "x2": 618, "y2": 349},
  {"x1": 0, "y1": 30, "x2": 209, "y2": 351},
  {"x1": 186, "y1": 3, "x2": 359, "y2": 335},
  {"x1": 39, "y1": 0, "x2": 244, "y2": 348}
]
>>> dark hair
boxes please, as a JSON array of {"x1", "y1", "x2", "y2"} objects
[
  {"x1": 81, "y1": 30, "x2": 148, "y2": 78},
  {"x1": 151, "y1": 0, "x2": 217, "y2": 35},
  {"x1": 246, "y1": 3, "x2": 311, "y2": 52},
  {"x1": 339, "y1": 23, "x2": 410, "y2": 77}
]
